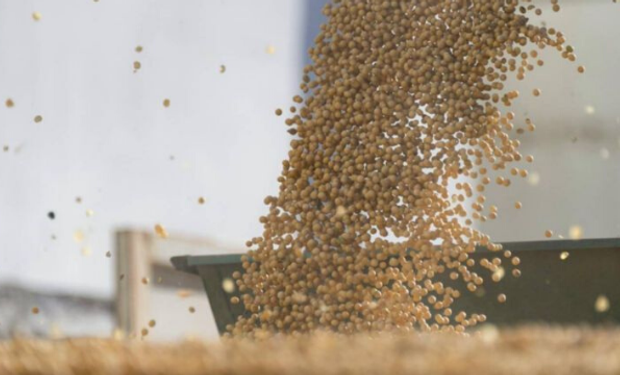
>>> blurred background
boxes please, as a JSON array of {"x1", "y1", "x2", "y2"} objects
[{"x1": 0, "y1": 0, "x2": 618, "y2": 341}]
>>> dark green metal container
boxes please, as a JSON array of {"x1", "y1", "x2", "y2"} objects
[{"x1": 172, "y1": 238, "x2": 620, "y2": 335}]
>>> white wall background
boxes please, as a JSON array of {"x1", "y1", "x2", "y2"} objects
[
  {"x1": 0, "y1": 0, "x2": 306, "y2": 298},
  {"x1": 479, "y1": 1, "x2": 620, "y2": 242}
]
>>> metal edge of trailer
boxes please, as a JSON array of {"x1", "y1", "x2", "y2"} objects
[
  {"x1": 172, "y1": 238, "x2": 620, "y2": 269},
  {"x1": 171, "y1": 253, "x2": 246, "y2": 334},
  {"x1": 171, "y1": 254, "x2": 244, "y2": 274},
  {"x1": 171, "y1": 237, "x2": 620, "y2": 334},
  {"x1": 478, "y1": 237, "x2": 620, "y2": 253}
]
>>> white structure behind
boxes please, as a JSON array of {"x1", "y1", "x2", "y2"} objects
[
  {"x1": 0, "y1": 0, "x2": 305, "y2": 299},
  {"x1": 479, "y1": 1, "x2": 620, "y2": 242}
]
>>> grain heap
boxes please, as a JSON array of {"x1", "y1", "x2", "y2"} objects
[
  {"x1": 2, "y1": 327, "x2": 620, "y2": 375},
  {"x1": 232, "y1": 0, "x2": 576, "y2": 336}
]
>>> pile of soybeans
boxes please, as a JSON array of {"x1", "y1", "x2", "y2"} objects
[
  {"x1": 231, "y1": 0, "x2": 580, "y2": 336},
  {"x1": 2, "y1": 327, "x2": 620, "y2": 375}
]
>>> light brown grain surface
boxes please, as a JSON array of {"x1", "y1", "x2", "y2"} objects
[{"x1": 1, "y1": 326, "x2": 620, "y2": 375}]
